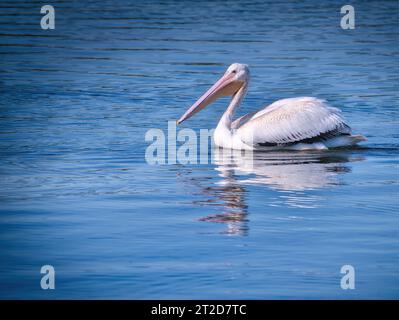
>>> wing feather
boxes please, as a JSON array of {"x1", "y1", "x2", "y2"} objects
[{"x1": 236, "y1": 97, "x2": 350, "y2": 145}]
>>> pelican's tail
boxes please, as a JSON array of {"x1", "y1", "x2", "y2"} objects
[
  {"x1": 350, "y1": 135, "x2": 367, "y2": 142},
  {"x1": 324, "y1": 134, "x2": 367, "y2": 148},
  {"x1": 284, "y1": 134, "x2": 367, "y2": 151}
]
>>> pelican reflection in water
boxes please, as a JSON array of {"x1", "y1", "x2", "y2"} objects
[{"x1": 195, "y1": 149, "x2": 364, "y2": 235}]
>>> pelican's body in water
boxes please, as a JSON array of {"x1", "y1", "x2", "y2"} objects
[{"x1": 177, "y1": 63, "x2": 366, "y2": 150}]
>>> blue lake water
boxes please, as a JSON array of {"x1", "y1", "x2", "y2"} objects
[{"x1": 0, "y1": 0, "x2": 399, "y2": 299}]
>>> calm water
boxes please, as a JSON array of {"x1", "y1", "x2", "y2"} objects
[{"x1": 1, "y1": 0, "x2": 399, "y2": 299}]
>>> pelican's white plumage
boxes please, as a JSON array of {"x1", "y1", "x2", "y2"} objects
[
  {"x1": 177, "y1": 63, "x2": 365, "y2": 150},
  {"x1": 236, "y1": 97, "x2": 349, "y2": 145}
]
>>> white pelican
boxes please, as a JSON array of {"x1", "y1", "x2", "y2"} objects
[{"x1": 177, "y1": 63, "x2": 366, "y2": 150}]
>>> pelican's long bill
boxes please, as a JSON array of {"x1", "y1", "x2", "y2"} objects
[{"x1": 177, "y1": 71, "x2": 241, "y2": 125}]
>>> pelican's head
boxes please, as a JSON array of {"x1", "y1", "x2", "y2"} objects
[
  {"x1": 226, "y1": 63, "x2": 250, "y2": 83},
  {"x1": 177, "y1": 63, "x2": 250, "y2": 125}
]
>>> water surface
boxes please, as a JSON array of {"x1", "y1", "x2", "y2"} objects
[{"x1": 1, "y1": 0, "x2": 399, "y2": 299}]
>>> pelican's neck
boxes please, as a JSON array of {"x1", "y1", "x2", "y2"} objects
[{"x1": 218, "y1": 83, "x2": 248, "y2": 130}]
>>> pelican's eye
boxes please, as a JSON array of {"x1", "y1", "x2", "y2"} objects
[{"x1": 231, "y1": 70, "x2": 237, "y2": 74}]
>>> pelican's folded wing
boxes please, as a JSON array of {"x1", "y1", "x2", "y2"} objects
[{"x1": 236, "y1": 97, "x2": 351, "y2": 145}]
